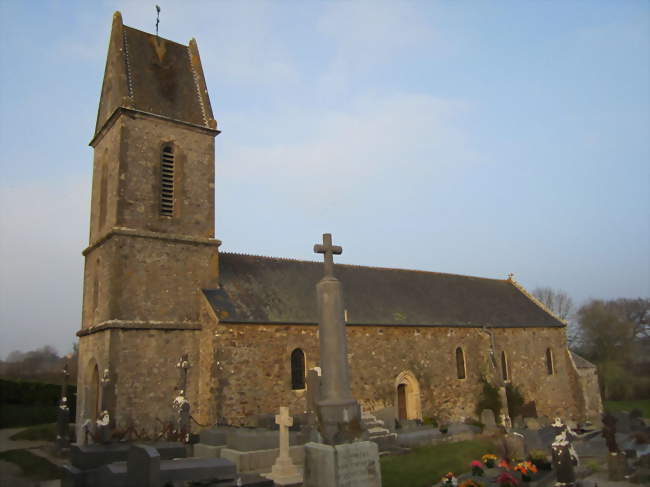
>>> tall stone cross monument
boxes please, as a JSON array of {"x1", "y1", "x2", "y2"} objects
[{"x1": 313, "y1": 233, "x2": 362, "y2": 445}]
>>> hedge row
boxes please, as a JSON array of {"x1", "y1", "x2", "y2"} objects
[{"x1": 0, "y1": 379, "x2": 76, "y2": 427}]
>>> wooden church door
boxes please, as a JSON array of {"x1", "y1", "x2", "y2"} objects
[{"x1": 397, "y1": 384, "x2": 407, "y2": 420}]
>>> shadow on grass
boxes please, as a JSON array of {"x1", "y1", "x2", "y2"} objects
[
  {"x1": 9, "y1": 423, "x2": 57, "y2": 442},
  {"x1": 381, "y1": 439, "x2": 496, "y2": 487},
  {"x1": 0, "y1": 449, "x2": 61, "y2": 481}
]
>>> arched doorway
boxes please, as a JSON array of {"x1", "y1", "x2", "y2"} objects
[{"x1": 395, "y1": 371, "x2": 422, "y2": 421}]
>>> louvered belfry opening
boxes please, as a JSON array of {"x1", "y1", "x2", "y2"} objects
[{"x1": 160, "y1": 146, "x2": 175, "y2": 216}]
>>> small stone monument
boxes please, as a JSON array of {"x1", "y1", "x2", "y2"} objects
[
  {"x1": 263, "y1": 407, "x2": 302, "y2": 485},
  {"x1": 303, "y1": 233, "x2": 381, "y2": 487},
  {"x1": 56, "y1": 362, "x2": 71, "y2": 451},
  {"x1": 174, "y1": 353, "x2": 192, "y2": 443},
  {"x1": 127, "y1": 444, "x2": 161, "y2": 487},
  {"x1": 480, "y1": 409, "x2": 497, "y2": 431},
  {"x1": 503, "y1": 431, "x2": 527, "y2": 461}
]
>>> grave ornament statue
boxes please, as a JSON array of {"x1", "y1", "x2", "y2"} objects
[
  {"x1": 174, "y1": 353, "x2": 192, "y2": 443},
  {"x1": 96, "y1": 368, "x2": 114, "y2": 444},
  {"x1": 551, "y1": 419, "x2": 578, "y2": 487},
  {"x1": 602, "y1": 412, "x2": 619, "y2": 453}
]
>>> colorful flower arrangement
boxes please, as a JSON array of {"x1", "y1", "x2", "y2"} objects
[
  {"x1": 459, "y1": 480, "x2": 484, "y2": 487},
  {"x1": 498, "y1": 459, "x2": 511, "y2": 470},
  {"x1": 482, "y1": 453, "x2": 498, "y2": 468},
  {"x1": 528, "y1": 449, "x2": 551, "y2": 471},
  {"x1": 513, "y1": 461, "x2": 538, "y2": 481},
  {"x1": 496, "y1": 471, "x2": 519, "y2": 487},
  {"x1": 470, "y1": 460, "x2": 484, "y2": 476},
  {"x1": 441, "y1": 472, "x2": 458, "y2": 486}
]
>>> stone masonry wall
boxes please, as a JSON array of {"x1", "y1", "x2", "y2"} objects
[
  {"x1": 111, "y1": 329, "x2": 200, "y2": 434},
  {"x1": 116, "y1": 113, "x2": 216, "y2": 239},
  {"x1": 105, "y1": 234, "x2": 218, "y2": 323},
  {"x1": 208, "y1": 321, "x2": 582, "y2": 426},
  {"x1": 89, "y1": 121, "x2": 122, "y2": 244}
]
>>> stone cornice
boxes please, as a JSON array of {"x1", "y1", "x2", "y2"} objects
[
  {"x1": 82, "y1": 226, "x2": 221, "y2": 256},
  {"x1": 216, "y1": 320, "x2": 563, "y2": 328},
  {"x1": 90, "y1": 106, "x2": 220, "y2": 147},
  {"x1": 77, "y1": 319, "x2": 202, "y2": 336}
]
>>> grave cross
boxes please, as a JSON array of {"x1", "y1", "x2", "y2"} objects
[
  {"x1": 276, "y1": 407, "x2": 293, "y2": 457},
  {"x1": 314, "y1": 233, "x2": 342, "y2": 278}
]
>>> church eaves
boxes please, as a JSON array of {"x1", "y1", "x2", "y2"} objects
[
  {"x1": 93, "y1": 11, "x2": 217, "y2": 142},
  {"x1": 204, "y1": 253, "x2": 566, "y2": 328}
]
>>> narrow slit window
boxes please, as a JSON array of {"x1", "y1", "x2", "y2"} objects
[
  {"x1": 501, "y1": 351, "x2": 509, "y2": 381},
  {"x1": 160, "y1": 146, "x2": 175, "y2": 216},
  {"x1": 291, "y1": 348, "x2": 306, "y2": 390},
  {"x1": 456, "y1": 347, "x2": 466, "y2": 379},
  {"x1": 546, "y1": 348, "x2": 554, "y2": 375}
]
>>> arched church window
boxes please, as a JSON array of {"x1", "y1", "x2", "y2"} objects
[
  {"x1": 160, "y1": 146, "x2": 175, "y2": 216},
  {"x1": 291, "y1": 348, "x2": 305, "y2": 390},
  {"x1": 546, "y1": 348, "x2": 554, "y2": 375},
  {"x1": 455, "y1": 347, "x2": 466, "y2": 379},
  {"x1": 501, "y1": 351, "x2": 509, "y2": 381}
]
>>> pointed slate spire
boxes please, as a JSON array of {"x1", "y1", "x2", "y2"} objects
[{"x1": 94, "y1": 11, "x2": 217, "y2": 139}]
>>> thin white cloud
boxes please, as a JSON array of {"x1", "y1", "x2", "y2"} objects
[{"x1": 219, "y1": 92, "x2": 476, "y2": 211}]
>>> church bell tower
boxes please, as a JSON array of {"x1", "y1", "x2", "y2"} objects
[{"x1": 76, "y1": 12, "x2": 220, "y2": 439}]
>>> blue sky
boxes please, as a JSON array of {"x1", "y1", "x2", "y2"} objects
[{"x1": 0, "y1": 1, "x2": 648, "y2": 358}]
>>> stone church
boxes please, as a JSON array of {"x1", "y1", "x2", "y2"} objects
[{"x1": 75, "y1": 12, "x2": 602, "y2": 442}]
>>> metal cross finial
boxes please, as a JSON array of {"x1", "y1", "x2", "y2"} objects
[
  {"x1": 155, "y1": 5, "x2": 161, "y2": 37},
  {"x1": 314, "y1": 233, "x2": 342, "y2": 278}
]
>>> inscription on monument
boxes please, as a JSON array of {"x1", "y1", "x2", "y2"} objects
[{"x1": 335, "y1": 442, "x2": 381, "y2": 487}]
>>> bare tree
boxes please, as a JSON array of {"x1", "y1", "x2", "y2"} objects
[{"x1": 532, "y1": 287, "x2": 574, "y2": 321}]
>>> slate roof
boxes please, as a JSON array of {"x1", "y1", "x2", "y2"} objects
[
  {"x1": 94, "y1": 12, "x2": 215, "y2": 137},
  {"x1": 203, "y1": 253, "x2": 565, "y2": 328},
  {"x1": 571, "y1": 351, "x2": 597, "y2": 369}
]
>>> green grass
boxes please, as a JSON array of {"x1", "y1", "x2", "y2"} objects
[
  {"x1": 9, "y1": 423, "x2": 58, "y2": 442},
  {"x1": 603, "y1": 399, "x2": 650, "y2": 418},
  {"x1": 0, "y1": 449, "x2": 62, "y2": 481},
  {"x1": 381, "y1": 439, "x2": 496, "y2": 487}
]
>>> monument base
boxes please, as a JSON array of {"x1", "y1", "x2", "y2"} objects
[
  {"x1": 607, "y1": 452, "x2": 628, "y2": 481},
  {"x1": 317, "y1": 400, "x2": 363, "y2": 445},
  {"x1": 263, "y1": 455, "x2": 303, "y2": 486},
  {"x1": 303, "y1": 441, "x2": 381, "y2": 487}
]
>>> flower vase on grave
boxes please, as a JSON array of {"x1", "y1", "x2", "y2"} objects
[{"x1": 470, "y1": 460, "x2": 484, "y2": 477}]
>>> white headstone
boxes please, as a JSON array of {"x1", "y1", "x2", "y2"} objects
[{"x1": 263, "y1": 406, "x2": 302, "y2": 485}]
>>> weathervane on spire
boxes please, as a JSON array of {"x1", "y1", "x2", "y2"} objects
[{"x1": 155, "y1": 5, "x2": 161, "y2": 37}]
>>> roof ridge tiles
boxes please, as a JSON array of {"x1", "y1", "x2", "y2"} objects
[{"x1": 219, "y1": 251, "x2": 505, "y2": 282}]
